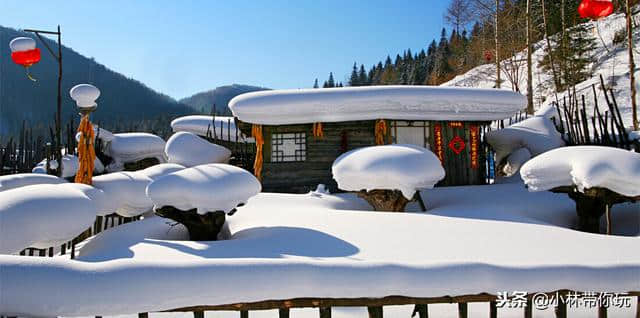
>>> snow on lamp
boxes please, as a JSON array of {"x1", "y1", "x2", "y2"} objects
[
  {"x1": 9, "y1": 37, "x2": 41, "y2": 81},
  {"x1": 70, "y1": 84, "x2": 99, "y2": 185},
  {"x1": 578, "y1": 0, "x2": 614, "y2": 20}
]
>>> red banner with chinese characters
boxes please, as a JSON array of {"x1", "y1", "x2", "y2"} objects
[
  {"x1": 469, "y1": 125, "x2": 479, "y2": 169},
  {"x1": 434, "y1": 124, "x2": 444, "y2": 163}
]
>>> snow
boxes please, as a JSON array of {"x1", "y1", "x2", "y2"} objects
[
  {"x1": 171, "y1": 115, "x2": 254, "y2": 142},
  {"x1": 1, "y1": 183, "x2": 638, "y2": 317},
  {"x1": 138, "y1": 163, "x2": 185, "y2": 180},
  {"x1": 98, "y1": 132, "x2": 167, "y2": 172},
  {"x1": 229, "y1": 86, "x2": 526, "y2": 125},
  {"x1": 332, "y1": 144, "x2": 445, "y2": 199},
  {"x1": 0, "y1": 173, "x2": 66, "y2": 192},
  {"x1": 91, "y1": 171, "x2": 154, "y2": 217},
  {"x1": 630, "y1": 130, "x2": 640, "y2": 141},
  {"x1": 146, "y1": 164, "x2": 261, "y2": 215},
  {"x1": 486, "y1": 116, "x2": 566, "y2": 167},
  {"x1": 32, "y1": 154, "x2": 105, "y2": 178},
  {"x1": 442, "y1": 11, "x2": 640, "y2": 130},
  {"x1": 0, "y1": 183, "x2": 100, "y2": 254},
  {"x1": 165, "y1": 132, "x2": 232, "y2": 167},
  {"x1": 521, "y1": 146, "x2": 640, "y2": 197}
]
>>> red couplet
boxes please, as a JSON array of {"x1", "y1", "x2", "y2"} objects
[
  {"x1": 578, "y1": 0, "x2": 614, "y2": 20},
  {"x1": 11, "y1": 48, "x2": 41, "y2": 67}
]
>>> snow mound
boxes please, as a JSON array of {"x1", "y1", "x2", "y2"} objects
[
  {"x1": 138, "y1": 163, "x2": 185, "y2": 180},
  {"x1": 147, "y1": 164, "x2": 261, "y2": 214},
  {"x1": 165, "y1": 132, "x2": 232, "y2": 167},
  {"x1": 32, "y1": 154, "x2": 104, "y2": 178},
  {"x1": 230, "y1": 86, "x2": 526, "y2": 125},
  {"x1": 91, "y1": 171, "x2": 154, "y2": 217},
  {"x1": 486, "y1": 116, "x2": 565, "y2": 166},
  {"x1": 171, "y1": 115, "x2": 254, "y2": 142},
  {"x1": 0, "y1": 184, "x2": 99, "y2": 254},
  {"x1": 521, "y1": 146, "x2": 640, "y2": 197},
  {"x1": 0, "y1": 173, "x2": 66, "y2": 192},
  {"x1": 332, "y1": 144, "x2": 445, "y2": 199},
  {"x1": 99, "y1": 132, "x2": 167, "y2": 172}
]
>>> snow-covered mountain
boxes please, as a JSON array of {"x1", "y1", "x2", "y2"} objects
[{"x1": 442, "y1": 11, "x2": 639, "y2": 128}]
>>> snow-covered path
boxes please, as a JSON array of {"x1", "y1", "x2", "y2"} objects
[{"x1": 1, "y1": 184, "x2": 638, "y2": 317}]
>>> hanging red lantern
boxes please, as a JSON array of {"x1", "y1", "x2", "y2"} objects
[
  {"x1": 484, "y1": 50, "x2": 493, "y2": 62},
  {"x1": 9, "y1": 37, "x2": 41, "y2": 81},
  {"x1": 578, "y1": 0, "x2": 614, "y2": 20}
]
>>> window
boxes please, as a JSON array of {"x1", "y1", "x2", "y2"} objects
[
  {"x1": 391, "y1": 121, "x2": 430, "y2": 148},
  {"x1": 271, "y1": 132, "x2": 306, "y2": 162}
]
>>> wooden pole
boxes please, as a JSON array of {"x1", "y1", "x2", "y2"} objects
[
  {"x1": 279, "y1": 308, "x2": 290, "y2": 318},
  {"x1": 495, "y1": 0, "x2": 501, "y2": 89},
  {"x1": 489, "y1": 301, "x2": 497, "y2": 318},
  {"x1": 367, "y1": 306, "x2": 383, "y2": 318},
  {"x1": 56, "y1": 25, "x2": 62, "y2": 177},
  {"x1": 458, "y1": 302, "x2": 468, "y2": 318},
  {"x1": 319, "y1": 307, "x2": 331, "y2": 318},
  {"x1": 526, "y1": 0, "x2": 534, "y2": 114},
  {"x1": 627, "y1": 0, "x2": 638, "y2": 131}
]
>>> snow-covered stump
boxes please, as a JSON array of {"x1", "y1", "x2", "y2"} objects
[
  {"x1": 332, "y1": 144, "x2": 445, "y2": 212},
  {"x1": 521, "y1": 146, "x2": 640, "y2": 234},
  {"x1": 147, "y1": 164, "x2": 261, "y2": 241}
]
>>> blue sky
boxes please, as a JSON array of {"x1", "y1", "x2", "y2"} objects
[{"x1": 1, "y1": 1, "x2": 450, "y2": 99}]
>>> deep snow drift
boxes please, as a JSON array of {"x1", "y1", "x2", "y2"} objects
[
  {"x1": 229, "y1": 86, "x2": 526, "y2": 124},
  {"x1": 521, "y1": 146, "x2": 640, "y2": 197},
  {"x1": 0, "y1": 173, "x2": 66, "y2": 192},
  {"x1": 146, "y1": 164, "x2": 261, "y2": 214},
  {"x1": 332, "y1": 144, "x2": 445, "y2": 199},
  {"x1": 165, "y1": 132, "x2": 232, "y2": 167},
  {"x1": 1, "y1": 183, "x2": 638, "y2": 316}
]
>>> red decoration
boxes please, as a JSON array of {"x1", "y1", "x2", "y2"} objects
[
  {"x1": 484, "y1": 50, "x2": 493, "y2": 62},
  {"x1": 469, "y1": 125, "x2": 479, "y2": 169},
  {"x1": 433, "y1": 124, "x2": 444, "y2": 163},
  {"x1": 448, "y1": 121, "x2": 463, "y2": 128},
  {"x1": 11, "y1": 48, "x2": 41, "y2": 67},
  {"x1": 448, "y1": 135, "x2": 466, "y2": 155},
  {"x1": 578, "y1": 0, "x2": 613, "y2": 20}
]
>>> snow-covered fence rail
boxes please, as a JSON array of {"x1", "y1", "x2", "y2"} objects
[
  {"x1": 156, "y1": 291, "x2": 640, "y2": 318},
  {"x1": 203, "y1": 115, "x2": 255, "y2": 173}
]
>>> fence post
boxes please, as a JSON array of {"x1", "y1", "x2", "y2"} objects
[
  {"x1": 367, "y1": 306, "x2": 383, "y2": 318},
  {"x1": 240, "y1": 310, "x2": 248, "y2": 318},
  {"x1": 279, "y1": 308, "x2": 290, "y2": 318},
  {"x1": 319, "y1": 307, "x2": 331, "y2": 318},
  {"x1": 457, "y1": 303, "x2": 468, "y2": 318}
]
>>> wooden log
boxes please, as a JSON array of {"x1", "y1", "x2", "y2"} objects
[
  {"x1": 357, "y1": 190, "x2": 410, "y2": 212},
  {"x1": 319, "y1": 307, "x2": 331, "y2": 318},
  {"x1": 598, "y1": 304, "x2": 607, "y2": 318},
  {"x1": 367, "y1": 306, "x2": 383, "y2": 318},
  {"x1": 457, "y1": 303, "x2": 468, "y2": 318},
  {"x1": 155, "y1": 206, "x2": 226, "y2": 241},
  {"x1": 138, "y1": 313, "x2": 149, "y2": 318},
  {"x1": 240, "y1": 310, "x2": 248, "y2": 318},
  {"x1": 193, "y1": 311, "x2": 204, "y2": 318},
  {"x1": 489, "y1": 301, "x2": 497, "y2": 318},
  {"x1": 279, "y1": 308, "x2": 290, "y2": 318}
]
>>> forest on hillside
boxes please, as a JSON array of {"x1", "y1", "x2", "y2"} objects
[
  {"x1": 317, "y1": 0, "x2": 637, "y2": 94},
  {"x1": 0, "y1": 26, "x2": 192, "y2": 140}
]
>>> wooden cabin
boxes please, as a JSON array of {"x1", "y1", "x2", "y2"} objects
[{"x1": 229, "y1": 86, "x2": 526, "y2": 193}]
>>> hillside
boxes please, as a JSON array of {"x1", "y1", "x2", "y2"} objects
[
  {"x1": 0, "y1": 26, "x2": 192, "y2": 139},
  {"x1": 442, "y1": 11, "x2": 639, "y2": 128},
  {"x1": 179, "y1": 84, "x2": 269, "y2": 115}
]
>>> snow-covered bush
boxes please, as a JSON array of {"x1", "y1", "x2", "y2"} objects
[
  {"x1": 146, "y1": 163, "x2": 261, "y2": 240},
  {"x1": 332, "y1": 144, "x2": 445, "y2": 212},
  {"x1": 521, "y1": 146, "x2": 640, "y2": 233},
  {"x1": 0, "y1": 183, "x2": 103, "y2": 254},
  {"x1": 171, "y1": 115, "x2": 254, "y2": 142},
  {"x1": 138, "y1": 163, "x2": 185, "y2": 180},
  {"x1": 165, "y1": 132, "x2": 231, "y2": 167},
  {"x1": 0, "y1": 173, "x2": 66, "y2": 192},
  {"x1": 32, "y1": 154, "x2": 104, "y2": 179},
  {"x1": 97, "y1": 132, "x2": 167, "y2": 172},
  {"x1": 486, "y1": 116, "x2": 565, "y2": 179},
  {"x1": 91, "y1": 171, "x2": 155, "y2": 217}
]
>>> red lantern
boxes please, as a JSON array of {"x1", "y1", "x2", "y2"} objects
[
  {"x1": 578, "y1": 0, "x2": 614, "y2": 20},
  {"x1": 11, "y1": 48, "x2": 41, "y2": 67},
  {"x1": 484, "y1": 50, "x2": 493, "y2": 62}
]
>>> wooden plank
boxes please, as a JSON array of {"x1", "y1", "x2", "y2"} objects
[
  {"x1": 240, "y1": 310, "x2": 248, "y2": 318},
  {"x1": 138, "y1": 313, "x2": 149, "y2": 318},
  {"x1": 367, "y1": 306, "x2": 383, "y2": 318},
  {"x1": 457, "y1": 302, "x2": 468, "y2": 318},
  {"x1": 489, "y1": 301, "x2": 497, "y2": 318},
  {"x1": 319, "y1": 307, "x2": 331, "y2": 318},
  {"x1": 193, "y1": 311, "x2": 204, "y2": 318},
  {"x1": 413, "y1": 304, "x2": 428, "y2": 318},
  {"x1": 279, "y1": 308, "x2": 289, "y2": 318},
  {"x1": 598, "y1": 304, "x2": 607, "y2": 318}
]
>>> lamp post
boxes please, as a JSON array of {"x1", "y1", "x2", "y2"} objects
[
  {"x1": 70, "y1": 84, "x2": 99, "y2": 185},
  {"x1": 9, "y1": 26, "x2": 63, "y2": 177}
]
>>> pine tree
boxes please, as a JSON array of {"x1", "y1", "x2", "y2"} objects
[
  {"x1": 349, "y1": 62, "x2": 359, "y2": 86},
  {"x1": 358, "y1": 64, "x2": 368, "y2": 85},
  {"x1": 313, "y1": 78, "x2": 319, "y2": 88},
  {"x1": 327, "y1": 72, "x2": 335, "y2": 87}
]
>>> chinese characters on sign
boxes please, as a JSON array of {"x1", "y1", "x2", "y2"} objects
[
  {"x1": 433, "y1": 124, "x2": 444, "y2": 163},
  {"x1": 495, "y1": 291, "x2": 633, "y2": 310},
  {"x1": 469, "y1": 125, "x2": 479, "y2": 169}
]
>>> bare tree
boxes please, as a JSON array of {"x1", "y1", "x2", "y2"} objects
[
  {"x1": 444, "y1": 0, "x2": 473, "y2": 34},
  {"x1": 627, "y1": 0, "x2": 638, "y2": 130},
  {"x1": 526, "y1": 0, "x2": 534, "y2": 114}
]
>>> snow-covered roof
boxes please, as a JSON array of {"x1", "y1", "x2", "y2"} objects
[
  {"x1": 521, "y1": 146, "x2": 640, "y2": 197},
  {"x1": 146, "y1": 164, "x2": 261, "y2": 214},
  {"x1": 0, "y1": 173, "x2": 67, "y2": 192},
  {"x1": 0, "y1": 184, "x2": 100, "y2": 254},
  {"x1": 332, "y1": 144, "x2": 445, "y2": 199},
  {"x1": 229, "y1": 86, "x2": 526, "y2": 125},
  {"x1": 171, "y1": 115, "x2": 254, "y2": 142},
  {"x1": 165, "y1": 132, "x2": 232, "y2": 167}
]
